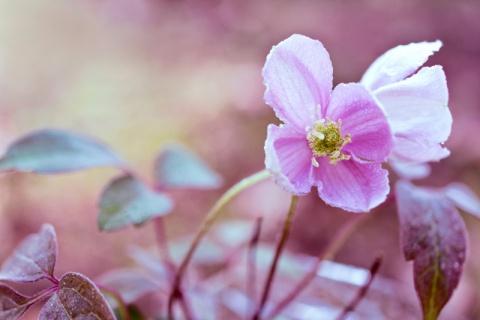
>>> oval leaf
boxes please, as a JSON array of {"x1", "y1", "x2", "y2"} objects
[
  {"x1": 39, "y1": 272, "x2": 115, "y2": 320},
  {"x1": 396, "y1": 181, "x2": 467, "y2": 320},
  {"x1": 0, "y1": 224, "x2": 57, "y2": 283},
  {"x1": 0, "y1": 129, "x2": 125, "y2": 174},
  {"x1": 98, "y1": 174, "x2": 173, "y2": 231},
  {"x1": 0, "y1": 284, "x2": 33, "y2": 319},
  {"x1": 154, "y1": 143, "x2": 223, "y2": 189}
]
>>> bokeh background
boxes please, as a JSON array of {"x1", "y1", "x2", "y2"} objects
[{"x1": 0, "y1": 0, "x2": 479, "y2": 318}]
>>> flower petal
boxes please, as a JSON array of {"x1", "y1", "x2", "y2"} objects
[
  {"x1": 327, "y1": 83, "x2": 393, "y2": 162},
  {"x1": 443, "y1": 182, "x2": 480, "y2": 218},
  {"x1": 313, "y1": 158, "x2": 389, "y2": 212},
  {"x1": 390, "y1": 136, "x2": 450, "y2": 163},
  {"x1": 389, "y1": 161, "x2": 431, "y2": 180},
  {"x1": 361, "y1": 40, "x2": 442, "y2": 91},
  {"x1": 263, "y1": 34, "x2": 333, "y2": 131},
  {"x1": 265, "y1": 124, "x2": 313, "y2": 195},
  {"x1": 374, "y1": 66, "x2": 451, "y2": 144}
]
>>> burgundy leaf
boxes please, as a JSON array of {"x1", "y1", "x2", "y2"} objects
[
  {"x1": 154, "y1": 143, "x2": 223, "y2": 189},
  {"x1": 396, "y1": 180, "x2": 467, "y2": 320},
  {"x1": 39, "y1": 272, "x2": 115, "y2": 320},
  {"x1": 0, "y1": 284, "x2": 33, "y2": 319},
  {"x1": 98, "y1": 174, "x2": 173, "y2": 231},
  {"x1": 0, "y1": 129, "x2": 126, "y2": 174},
  {"x1": 0, "y1": 224, "x2": 57, "y2": 283}
]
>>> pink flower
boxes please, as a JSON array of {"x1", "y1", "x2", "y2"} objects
[
  {"x1": 361, "y1": 41, "x2": 452, "y2": 179},
  {"x1": 263, "y1": 34, "x2": 394, "y2": 213}
]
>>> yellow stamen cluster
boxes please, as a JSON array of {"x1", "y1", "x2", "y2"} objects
[{"x1": 306, "y1": 118, "x2": 351, "y2": 166}]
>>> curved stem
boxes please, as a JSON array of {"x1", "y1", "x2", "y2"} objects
[
  {"x1": 265, "y1": 212, "x2": 373, "y2": 319},
  {"x1": 46, "y1": 274, "x2": 60, "y2": 285},
  {"x1": 252, "y1": 196, "x2": 298, "y2": 320},
  {"x1": 28, "y1": 285, "x2": 58, "y2": 305},
  {"x1": 178, "y1": 294, "x2": 195, "y2": 320},
  {"x1": 168, "y1": 169, "x2": 270, "y2": 319}
]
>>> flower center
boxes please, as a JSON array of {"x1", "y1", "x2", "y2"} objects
[{"x1": 306, "y1": 118, "x2": 351, "y2": 167}]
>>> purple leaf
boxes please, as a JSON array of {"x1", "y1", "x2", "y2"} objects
[
  {"x1": 396, "y1": 181, "x2": 467, "y2": 320},
  {"x1": 0, "y1": 224, "x2": 57, "y2": 283},
  {"x1": 39, "y1": 272, "x2": 115, "y2": 320},
  {"x1": 0, "y1": 284, "x2": 33, "y2": 319},
  {"x1": 154, "y1": 143, "x2": 223, "y2": 189},
  {"x1": 98, "y1": 174, "x2": 173, "y2": 231},
  {"x1": 0, "y1": 129, "x2": 126, "y2": 174}
]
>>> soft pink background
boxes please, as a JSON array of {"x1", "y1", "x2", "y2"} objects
[{"x1": 0, "y1": 0, "x2": 479, "y2": 318}]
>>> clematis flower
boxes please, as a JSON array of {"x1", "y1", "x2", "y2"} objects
[
  {"x1": 263, "y1": 34, "x2": 394, "y2": 213},
  {"x1": 360, "y1": 41, "x2": 452, "y2": 179}
]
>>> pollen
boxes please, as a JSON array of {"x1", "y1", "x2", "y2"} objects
[{"x1": 306, "y1": 118, "x2": 351, "y2": 166}]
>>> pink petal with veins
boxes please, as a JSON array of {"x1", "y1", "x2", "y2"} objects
[
  {"x1": 314, "y1": 158, "x2": 389, "y2": 212},
  {"x1": 263, "y1": 34, "x2": 333, "y2": 131},
  {"x1": 265, "y1": 124, "x2": 313, "y2": 195},
  {"x1": 327, "y1": 83, "x2": 393, "y2": 162},
  {"x1": 375, "y1": 66, "x2": 451, "y2": 145}
]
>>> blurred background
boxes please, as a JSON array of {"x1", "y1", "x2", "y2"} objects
[{"x1": 0, "y1": 0, "x2": 479, "y2": 318}]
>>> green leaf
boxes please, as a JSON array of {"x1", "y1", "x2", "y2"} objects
[
  {"x1": 0, "y1": 129, "x2": 125, "y2": 174},
  {"x1": 98, "y1": 174, "x2": 173, "y2": 231},
  {"x1": 154, "y1": 143, "x2": 222, "y2": 189}
]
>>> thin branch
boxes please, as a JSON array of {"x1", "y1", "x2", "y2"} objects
[
  {"x1": 252, "y1": 196, "x2": 298, "y2": 320},
  {"x1": 335, "y1": 253, "x2": 383, "y2": 320},
  {"x1": 28, "y1": 285, "x2": 58, "y2": 305},
  {"x1": 247, "y1": 217, "x2": 263, "y2": 318},
  {"x1": 265, "y1": 212, "x2": 373, "y2": 319},
  {"x1": 178, "y1": 293, "x2": 195, "y2": 320}
]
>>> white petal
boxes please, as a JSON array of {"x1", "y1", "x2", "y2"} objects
[
  {"x1": 389, "y1": 161, "x2": 431, "y2": 180},
  {"x1": 361, "y1": 40, "x2": 442, "y2": 91},
  {"x1": 443, "y1": 182, "x2": 480, "y2": 218}
]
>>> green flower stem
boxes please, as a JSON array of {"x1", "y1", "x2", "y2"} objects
[
  {"x1": 252, "y1": 195, "x2": 298, "y2": 320},
  {"x1": 168, "y1": 169, "x2": 270, "y2": 319},
  {"x1": 265, "y1": 212, "x2": 373, "y2": 319}
]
